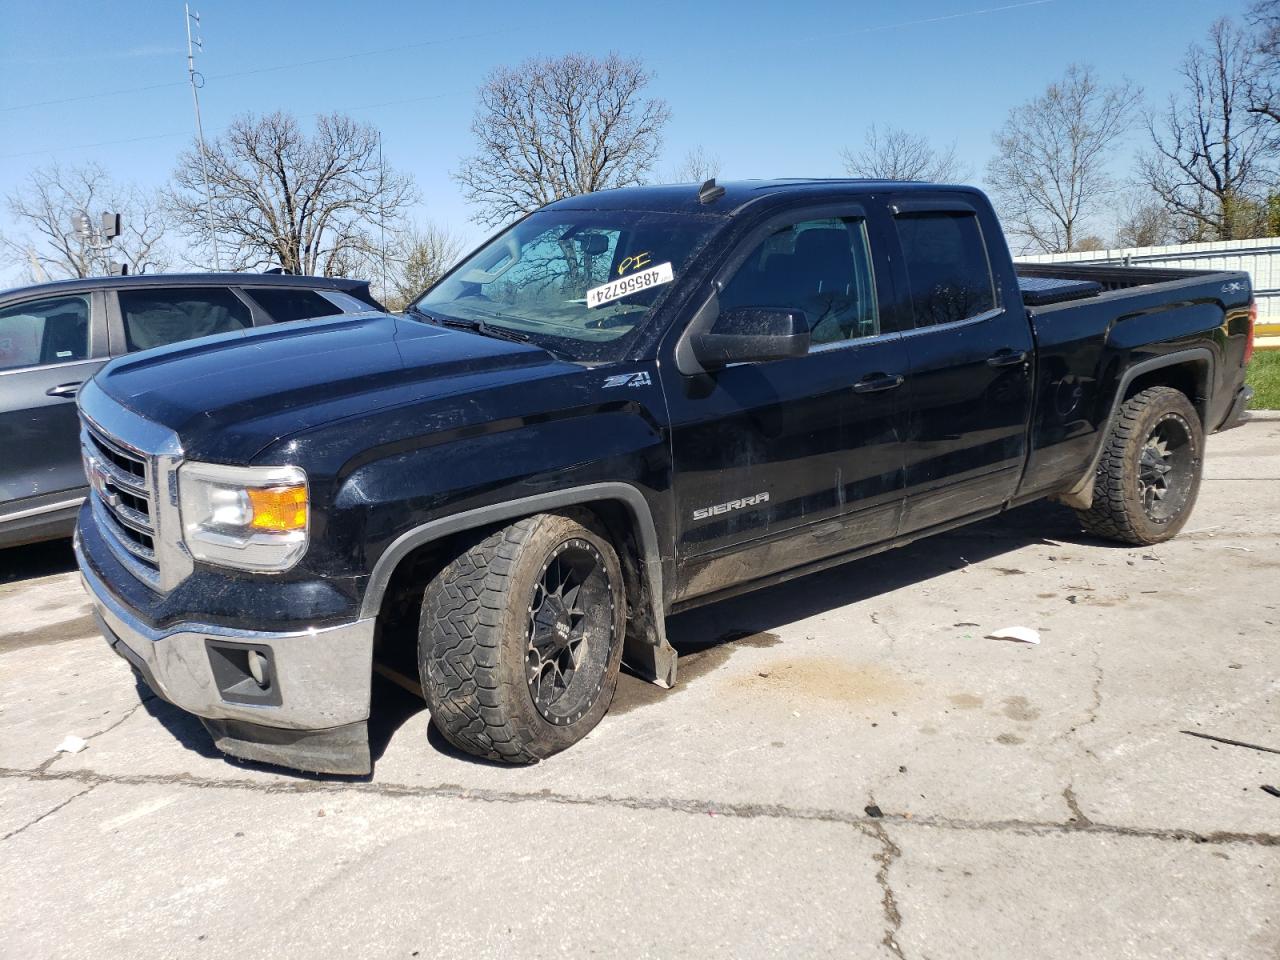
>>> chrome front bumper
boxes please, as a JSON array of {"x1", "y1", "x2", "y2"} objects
[{"x1": 77, "y1": 536, "x2": 376, "y2": 743}]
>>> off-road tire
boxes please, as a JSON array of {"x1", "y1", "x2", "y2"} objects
[
  {"x1": 418, "y1": 510, "x2": 625, "y2": 763},
  {"x1": 1076, "y1": 386, "x2": 1204, "y2": 545}
]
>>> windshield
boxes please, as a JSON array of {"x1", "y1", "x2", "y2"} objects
[{"x1": 414, "y1": 208, "x2": 723, "y2": 362}]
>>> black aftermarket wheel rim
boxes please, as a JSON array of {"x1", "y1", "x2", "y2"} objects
[
  {"x1": 1138, "y1": 413, "x2": 1197, "y2": 523},
  {"x1": 525, "y1": 538, "x2": 614, "y2": 725}
]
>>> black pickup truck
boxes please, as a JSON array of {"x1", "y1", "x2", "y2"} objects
[{"x1": 74, "y1": 180, "x2": 1256, "y2": 774}]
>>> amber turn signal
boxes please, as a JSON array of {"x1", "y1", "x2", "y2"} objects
[{"x1": 247, "y1": 485, "x2": 308, "y2": 531}]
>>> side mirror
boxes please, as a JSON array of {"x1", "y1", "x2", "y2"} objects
[{"x1": 690, "y1": 307, "x2": 810, "y2": 369}]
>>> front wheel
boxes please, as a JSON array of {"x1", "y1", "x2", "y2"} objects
[
  {"x1": 418, "y1": 511, "x2": 625, "y2": 763},
  {"x1": 1076, "y1": 386, "x2": 1204, "y2": 545}
]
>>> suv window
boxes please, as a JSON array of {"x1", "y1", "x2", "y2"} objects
[
  {"x1": 895, "y1": 212, "x2": 996, "y2": 327},
  {"x1": 719, "y1": 217, "x2": 879, "y2": 345},
  {"x1": 118, "y1": 287, "x2": 253, "y2": 351},
  {"x1": 0, "y1": 295, "x2": 90, "y2": 372},
  {"x1": 245, "y1": 288, "x2": 345, "y2": 324}
]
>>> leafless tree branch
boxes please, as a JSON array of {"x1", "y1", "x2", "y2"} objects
[
  {"x1": 165, "y1": 111, "x2": 416, "y2": 275},
  {"x1": 454, "y1": 53, "x2": 670, "y2": 228},
  {"x1": 987, "y1": 64, "x2": 1139, "y2": 253}
]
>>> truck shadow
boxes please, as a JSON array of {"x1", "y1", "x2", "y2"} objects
[
  {"x1": 133, "y1": 499, "x2": 1100, "y2": 774},
  {"x1": 0, "y1": 538, "x2": 77, "y2": 584},
  {"x1": 611, "y1": 498, "x2": 1092, "y2": 715}
]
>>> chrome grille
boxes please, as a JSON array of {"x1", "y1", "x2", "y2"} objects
[{"x1": 83, "y1": 421, "x2": 160, "y2": 583}]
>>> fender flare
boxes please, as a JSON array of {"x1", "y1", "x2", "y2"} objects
[
  {"x1": 358, "y1": 482, "x2": 677, "y2": 687},
  {"x1": 1056, "y1": 347, "x2": 1215, "y2": 507}
]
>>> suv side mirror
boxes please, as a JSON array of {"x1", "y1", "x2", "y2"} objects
[{"x1": 690, "y1": 307, "x2": 810, "y2": 369}]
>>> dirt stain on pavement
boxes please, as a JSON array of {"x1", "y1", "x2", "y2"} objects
[
  {"x1": 0, "y1": 613, "x2": 98, "y2": 653},
  {"x1": 737, "y1": 657, "x2": 908, "y2": 705},
  {"x1": 611, "y1": 629, "x2": 781, "y2": 715},
  {"x1": 949, "y1": 693, "x2": 985, "y2": 709},
  {"x1": 1002, "y1": 695, "x2": 1041, "y2": 721}
]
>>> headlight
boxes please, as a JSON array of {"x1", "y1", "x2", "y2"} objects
[{"x1": 178, "y1": 462, "x2": 309, "y2": 572}]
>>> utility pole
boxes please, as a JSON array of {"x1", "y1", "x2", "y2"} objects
[
  {"x1": 185, "y1": 3, "x2": 221, "y2": 270},
  {"x1": 378, "y1": 131, "x2": 388, "y2": 299}
]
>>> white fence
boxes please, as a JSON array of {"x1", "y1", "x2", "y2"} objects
[{"x1": 1018, "y1": 237, "x2": 1280, "y2": 323}]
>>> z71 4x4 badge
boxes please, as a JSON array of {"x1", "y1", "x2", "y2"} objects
[{"x1": 603, "y1": 371, "x2": 652, "y2": 389}]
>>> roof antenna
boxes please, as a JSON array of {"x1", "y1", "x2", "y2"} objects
[{"x1": 698, "y1": 178, "x2": 725, "y2": 204}]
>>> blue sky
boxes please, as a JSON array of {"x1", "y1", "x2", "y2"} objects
[{"x1": 0, "y1": 0, "x2": 1252, "y2": 281}]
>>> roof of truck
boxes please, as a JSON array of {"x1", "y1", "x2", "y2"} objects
[
  {"x1": 548, "y1": 178, "x2": 982, "y2": 215},
  {"x1": 0, "y1": 272, "x2": 373, "y2": 302}
]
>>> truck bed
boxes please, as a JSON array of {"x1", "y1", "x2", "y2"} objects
[{"x1": 1016, "y1": 262, "x2": 1235, "y2": 303}]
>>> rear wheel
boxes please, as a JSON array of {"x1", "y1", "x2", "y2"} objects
[
  {"x1": 1076, "y1": 386, "x2": 1204, "y2": 545},
  {"x1": 418, "y1": 511, "x2": 625, "y2": 763}
]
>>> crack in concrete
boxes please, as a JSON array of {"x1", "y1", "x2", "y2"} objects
[
  {"x1": 24, "y1": 695, "x2": 158, "y2": 776},
  {"x1": 864, "y1": 795, "x2": 906, "y2": 959},
  {"x1": 1, "y1": 783, "x2": 97, "y2": 841},
  {"x1": 1062, "y1": 785, "x2": 1091, "y2": 826},
  {"x1": 1, "y1": 766, "x2": 1276, "y2": 847},
  {"x1": 83, "y1": 697, "x2": 154, "y2": 743},
  {"x1": 1050, "y1": 644, "x2": 1104, "y2": 761}
]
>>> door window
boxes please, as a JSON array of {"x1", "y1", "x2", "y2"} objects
[
  {"x1": 895, "y1": 212, "x2": 996, "y2": 327},
  {"x1": 245, "y1": 287, "x2": 345, "y2": 323},
  {"x1": 118, "y1": 287, "x2": 252, "y2": 351},
  {"x1": 0, "y1": 295, "x2": 90, "y2": 371},
  {"x1": 719, "y1": 217, "x2": 879, "y2": 345}
]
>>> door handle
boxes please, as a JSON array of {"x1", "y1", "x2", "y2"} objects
[
  {"x1": 46, "y1": 381, "x2": 83, "y2": 398},
  {"x1": 852, "y1": 373, "x2": 905, "y2": 394},
  {"x1": 986, "y1": 349, "x2": 1027, "y2": 367}
]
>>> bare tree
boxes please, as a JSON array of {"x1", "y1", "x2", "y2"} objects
[
  {"x1": 987, "y1": 64, "x2": 1139, "y2": 253},
  {"x1": 670, "y1": 145, "x2": 721, "y2": 183},
  {"x1": 383, "y1": 222, "x2": 466, "y2": 311},
  {"x1": 1114, "y1": 196, "x2": 1177, "y2": 247},
  {"x1": 1139, "y1": 19, "x2": 1274, "y2": 241},
  {"x1": 455, "y1": 54, "x2": 670, "y2": 227},
  {"x1": 1246, "y1": 1, "x2": 1280, "y2": 127},
  {"x1": 841, "y1": 124, "x2": 969, "y2": 182},
  {"x1": 167, "y1": 111, "x2": 416, "y2": 275},
  {"x1": 2, "y1": 161, "x2": 170, "y2": 280}
]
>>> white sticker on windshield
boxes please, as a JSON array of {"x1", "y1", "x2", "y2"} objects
[{"x1": 586, "y1": 262, "x2": 674, "y2": 308}]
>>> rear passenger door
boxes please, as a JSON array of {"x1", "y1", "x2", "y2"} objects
[
  {"x1": 0, "y1": 291, "x2": 106, "y2": 515},
  {"x1": 889, "y1": 199, "x2": 1033, "y2": 533}
]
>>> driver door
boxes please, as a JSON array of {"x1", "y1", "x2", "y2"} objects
[{"x1": 662, "y1": 204, "x2": 910, "y2": 604}]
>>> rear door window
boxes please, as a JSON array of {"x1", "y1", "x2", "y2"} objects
[
  {"x1": 118, "y1": 287, "x2": 253, "y2": 351},
  {"x1": 245, "y1": 288, "x2": 345, "y2": 324},
  {"x1": 895, "y1": 212, "x2": 996, "y2": 327},
  {"x1": 0, "y1": 295, "x2": 90, "y2": 371}
]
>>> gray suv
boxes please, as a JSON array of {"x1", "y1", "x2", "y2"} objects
[{"x1": 0, "y1": 273, "x2": 383, "y2": 548}]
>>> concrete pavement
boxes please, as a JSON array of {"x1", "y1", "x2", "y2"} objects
[{"x1": 1, "y1": 418, "x2": 1277, "y2": 958}]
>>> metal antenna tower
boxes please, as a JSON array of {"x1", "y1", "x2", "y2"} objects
[{"x1": 185, "y1": 4, "x2": 221, "y2": 270}]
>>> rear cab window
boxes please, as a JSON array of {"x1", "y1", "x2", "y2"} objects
[
  {"x1": 894, "y1": 210, "x2": 997, "y2": 327},
  {"x1": 118, "y1": 287, "x2": 253, "y2": 352},
  {"x1": 245, "y1": 288, "x2": 345, "y2": 324},
  {"x1": 0, "y1": 295, "x2": 90, "y2": 371}
]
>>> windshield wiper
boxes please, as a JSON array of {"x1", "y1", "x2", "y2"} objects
[
  {"x1": 408, "y1": 302, "x2": 540, "y2": 348},
  {"x1": 437, "y1": 314, "x2": 531, "y2": 343}
]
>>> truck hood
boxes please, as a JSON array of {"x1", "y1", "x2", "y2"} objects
[{"x1": 92, "y1": 311, "x2": 575, "y2": 463}]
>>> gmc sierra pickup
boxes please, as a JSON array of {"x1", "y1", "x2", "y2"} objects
[{"x1": 74, "y1": 180, "x2": 1256, "y2": 774}]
